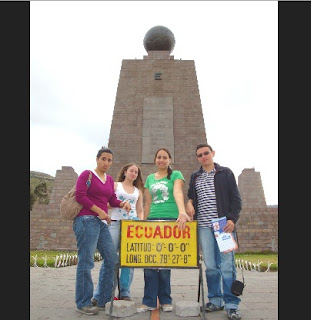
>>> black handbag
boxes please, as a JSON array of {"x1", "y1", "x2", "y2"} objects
[{"x1": 231, "y1": 231, "x2": 245, "y2": 296}]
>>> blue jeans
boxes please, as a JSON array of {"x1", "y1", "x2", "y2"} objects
[
  {"x1": 73, "y1": 216, "x2": 118, "y2": 308},
  {"x1": 142, "y1": 269, "x2": 172, "y2": 308},
  {"x1": 198, "y1": 227, "x2": 241, "y2": 311},
  {"x1": 94, "y1": 221, "x2": 134, "y2": 298}
]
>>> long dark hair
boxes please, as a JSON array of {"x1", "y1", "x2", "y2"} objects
[
  {"x1": 154, "y1": 147, "x2": 173, "y2": 180},
  {"x1": 116, "y1": 163, "x2": 144, "y2": 191}
]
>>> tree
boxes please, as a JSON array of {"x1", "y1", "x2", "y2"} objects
[
  {"x1": 30, "y1": 192, "x2": 36, "y2": 211},
  {"x1": 34, "y1": 182, "x2": 49, "y2": 204}
]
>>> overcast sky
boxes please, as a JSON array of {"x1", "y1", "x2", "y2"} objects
[{"x1": 30, "y1": 1, "x2": 278, "y2": 205}]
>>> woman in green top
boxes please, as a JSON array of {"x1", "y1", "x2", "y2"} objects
[{"x1": 137, "y1": 147, "x2": 191, "y2": 313}]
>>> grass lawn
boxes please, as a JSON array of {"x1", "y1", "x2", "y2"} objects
[{"x1": 235, "y1": 251, "x2": 278, "y2": 271}]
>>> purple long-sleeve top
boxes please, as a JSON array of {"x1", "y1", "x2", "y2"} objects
[{"x1": 75, "y1": 170, "x2": 122, "y2": 217}]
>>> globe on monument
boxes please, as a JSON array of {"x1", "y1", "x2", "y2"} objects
[{"x1": 143, "y1": 25, "x2": 175, "y2": 54}]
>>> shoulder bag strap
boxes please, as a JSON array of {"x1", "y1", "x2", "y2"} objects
[
  {"x1": 86, "y1": 170, "x2": 92, "y2": 189},
  {"x1": 235, "y1": 230, "x2": 245, "y2": 284}
]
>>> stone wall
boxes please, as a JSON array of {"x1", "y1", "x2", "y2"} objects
[
  {"x1": 30, "y1": 166, "x2": 78, "y2": 251},
  {"x1": 236, "y1": 168, "x2": 278, "y2": 252},
  {"x1": 236, "y1": 207, "x2": 278, "y2": 253}
]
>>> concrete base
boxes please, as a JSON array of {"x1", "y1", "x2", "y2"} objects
[
  {"x1": 175, "y1": 300, "x2": 200, "y2": 317},
  {"x1": 105, "y1": 300, "x2": 137, "y2": 317}
]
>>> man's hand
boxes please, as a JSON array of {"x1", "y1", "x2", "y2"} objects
[
  {"x1": 223, "y1": 219, "x2": 235, "y2": 233},
  {"x1": 186, "y1": 201, "x2": 195, "y2": 221}
]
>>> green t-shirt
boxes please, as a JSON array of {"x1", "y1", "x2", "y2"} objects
[{"x1": 144, "y1": 170, "x2": 185, "y2": 219}]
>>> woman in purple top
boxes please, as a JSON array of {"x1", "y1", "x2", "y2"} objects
[{"x1": 73, "y1": 146, "x2": 131, "y2": 315}]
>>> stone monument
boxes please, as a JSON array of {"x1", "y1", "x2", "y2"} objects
[{"x1": 107, "y1": 25, "x2": 207, "y2": 195}]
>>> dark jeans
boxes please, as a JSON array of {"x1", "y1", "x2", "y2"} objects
[{"x1": 142, "y1": 268, "x2": 172, "y2": 308}]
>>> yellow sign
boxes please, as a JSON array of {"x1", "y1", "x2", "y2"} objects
[{"x1": 120, "y1": 220, "x2": 198, "y2": 268}]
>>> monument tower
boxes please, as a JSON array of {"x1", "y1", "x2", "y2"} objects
[{"x1": 108, "y1": 25, "x2": 207, "y2": 194}]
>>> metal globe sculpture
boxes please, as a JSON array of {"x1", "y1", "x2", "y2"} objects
[{"x1": 143, "y1": 25, "x2": 175, "y2": 53}]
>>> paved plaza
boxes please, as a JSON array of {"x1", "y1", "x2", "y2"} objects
[{"x1": 30, "y1": 261, "x2": 277, "y2": 320}]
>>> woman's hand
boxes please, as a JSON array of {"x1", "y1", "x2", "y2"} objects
[
  {"x1": 121, "y1": 201, "x2": 131, "y2": 213},
  {"x1": 98, "y1": 210, "x2": 109, "y2": 221},
  {"x1": 176, "y1": 212, "x2": 191, "y2": 230}
]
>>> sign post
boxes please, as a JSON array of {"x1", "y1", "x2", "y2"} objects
[{"x1": 107, "y1": 220, "x2": 207, "y2": 319}]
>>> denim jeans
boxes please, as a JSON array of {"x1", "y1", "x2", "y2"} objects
[
  {"x1": 93, "y1": 220, "x2": 134, "y2": 298},
  {"x1": 198, "y1": 226, "x2": 241, "y2": 310},
  {"x1": 73, "y1": 215, "x2": 118, "y2": 308},
  {"x1": 142, "y1": 269, "x2": 172, "y2": 308}
]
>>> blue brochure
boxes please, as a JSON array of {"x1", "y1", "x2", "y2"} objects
[{"x1": 211, "y1": 217, "x2": 238, "y2": 253}]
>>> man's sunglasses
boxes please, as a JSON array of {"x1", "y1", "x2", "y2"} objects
[{"x1": 196, "y1": 151, "x2": 210, "y2": 158}]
